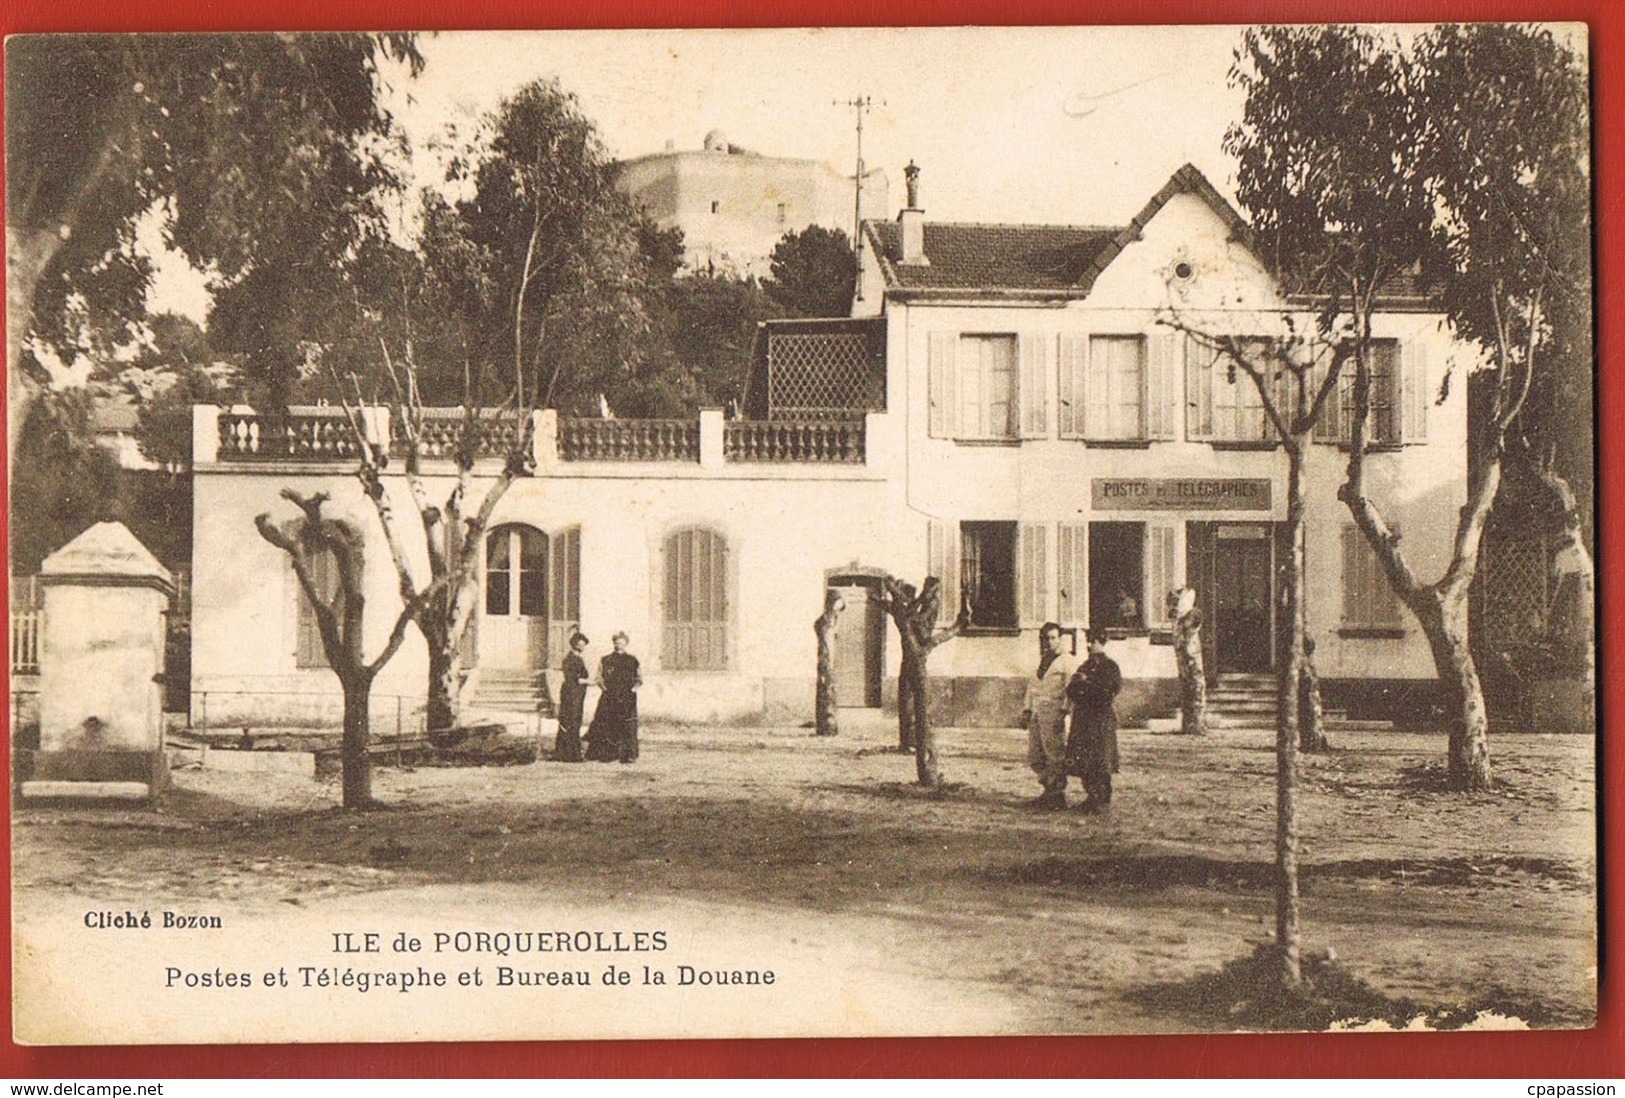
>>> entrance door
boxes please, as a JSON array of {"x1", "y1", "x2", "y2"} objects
[
  {"x1": 1213, "y1": 524, "x2": 1274, "y2": 674},
  {"x1": 830, "y1": 581, "x2": 884, "y2": 707},
  {"x1": 481, "y1": 525, "x2": 549, "y2": 672}
]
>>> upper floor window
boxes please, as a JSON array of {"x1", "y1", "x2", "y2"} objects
[
  {"x1": 1317, "y1": 339, "x2": 1427, "y2": 446},
  {"x1": 957, "y1": 335, "x2": 1018, "y2": 439},
  {"x1": 926, "y1": 332, "x2": 1047, "y2": 441},
  {"x1": 1187, "y1": 338, "x2": 1287, "y2": 443},
  {"x1": 1057, "y1": 333, "x2": 1179, "y2": 442}
]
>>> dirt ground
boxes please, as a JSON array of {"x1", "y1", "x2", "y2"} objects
[{"x1": 11, "y1": 714, "x2": 1597, "y2": 1038}]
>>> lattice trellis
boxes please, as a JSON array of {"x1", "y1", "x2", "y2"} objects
[
  {"x1": 1479, "y1": 531, "x2": 1550, "y2": 648},
  {"x1": 767, "y1": 332, "x2": 884, "y2": 419}
]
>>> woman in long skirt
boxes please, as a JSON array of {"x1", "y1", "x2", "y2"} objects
[
  {"x1": 585, "y1": 631, "x2": 642, "y2": 763},
  {"x1": 554, "y1": 632, "x2": 590, "y2": 762}
]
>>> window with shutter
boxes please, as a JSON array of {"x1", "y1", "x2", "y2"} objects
[
  {"x1": 960, "y1": 521, "x2": 1017, "y2": 629},
  {"x1": 1146, "y1": 333, "x2": 1179, "y2": 440},
  {"x1": 956, "y1": 334, "x2": 1018, "y2": 439},
  {"x1": 1058, "y1": 334, "x2": 1089, "y2": 438},
  {"x1": 1019, "y1": 336, "x2": 1049, "y2": 438},
  {"x1": 662, "y1": 527, "x2": 728, "y2": 670},
  {"x1": 1056, "y1": 522, "x2": 1088, "y2": 625},
  {"x1": 1341, "y1": 525, "x2": 1403, "y2": 629},
  {"x1": 1018, "y1": 522, "x2": 1049, "y2": 626},
  {"x1": 1320, "y1": 340, "x2": 1401, "y2": 445},
  {"x1": 1085, "y1": 335, "x2": 1146, "y2": 440},
  {"x1": 1145, "y1": 524, "x2": 1178, "y2": 626},
  {"x1": 547, "y1": 526, "x2": 581, "y2": 662},
  {"x1": 1088, "y1": 521, "x2": 1146, "y2": 630}
]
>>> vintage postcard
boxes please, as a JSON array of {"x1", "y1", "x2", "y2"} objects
[{"x1": 7, "y1": 24, "x2": 1596, "y2": 1046}]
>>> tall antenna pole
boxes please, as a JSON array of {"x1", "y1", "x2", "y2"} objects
[{"x1": 836, "y1": 94, "x2": 879, "y2": 303}]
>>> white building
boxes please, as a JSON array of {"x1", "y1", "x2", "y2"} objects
[
  {"x1": 615, "y1": 131, "x2": 887, "y2": 277},
  {"x1": 187, "y1": 165, "x2": 1466, "y2": 733}
]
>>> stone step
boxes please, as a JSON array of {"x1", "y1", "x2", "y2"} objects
[{"x1": 21, "y1": 780, "x2": 152, "y2": 802}]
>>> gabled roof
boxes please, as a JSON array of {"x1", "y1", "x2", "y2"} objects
[
  {"x1": 862, "y1": 221, "x2": 1120, "y2": 295},
  {"x1": 862, "y1": 163, "x2": 1434, "y2": 307},
  {"x1": 864, "y1": 163, "x2": 1251, "y2": 299}
]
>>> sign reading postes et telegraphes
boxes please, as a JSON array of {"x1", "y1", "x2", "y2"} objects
[{"x1": 1091, "y1": 478, "x2": 1272, "y2": 511}]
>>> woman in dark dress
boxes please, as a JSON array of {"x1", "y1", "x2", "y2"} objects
[
  {"x1": 585, "y1": 631, "x2": 642, "y2": 763},
  {"x1": 554, "y1": 632, "x2": 590, "y2": 762},
  {"x1": 1065, "y1": 627, "x2": 1122, "y2": 813}
]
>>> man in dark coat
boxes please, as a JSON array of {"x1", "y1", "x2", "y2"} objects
[{"x1": 1065, "y1": 627, "x2": 1122, "y2": 813}]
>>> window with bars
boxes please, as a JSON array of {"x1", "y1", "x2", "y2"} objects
[
  {"x1": 959, "y1": 521, "x2": 1018, "y2": 629},
  {"x1": 1341, "y1": 526, "x2": 1404, "y2": 630},
  {"x1": 295, "y1": 546, "x2": 342, "y2": 669},
  {"x1": 663, "y1": 526, "x2": 729, "y2": 670}
]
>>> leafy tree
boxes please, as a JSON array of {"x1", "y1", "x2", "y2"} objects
[
  {"x1": 5, "y1": 33, "x2": 424, "y2": 449},
  {"x1": 96, "y1": 313, "x2": 239, "y2": 472},
  {"x1": 1414, "y1": 24, "x2": 1593, "y2": 693},
  {"x1": 645, "y1": 272, "x2": 782, "y2": 414},
  {"x1": 1226, "y1": 24, "x2": 1580, "y2": 794},
  {"x1": 8, "y1": 387, "x2": 125, "y2": 575},
  {"x1": 764, "y1": 225, "x2": 857, "y2": 318}
]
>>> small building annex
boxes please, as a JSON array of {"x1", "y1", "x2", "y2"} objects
[{"x1": 187, "y1": 164, "x2": 1467, "y2": 733}]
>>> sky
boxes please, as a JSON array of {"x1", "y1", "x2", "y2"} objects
[{"x1": 147, "y1": 25, "x2": 1250, "y2": 322}]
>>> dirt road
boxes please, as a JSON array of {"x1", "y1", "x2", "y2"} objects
[{"x1": 12, "y1": 718, "x2": 1595, "y2": 1041}]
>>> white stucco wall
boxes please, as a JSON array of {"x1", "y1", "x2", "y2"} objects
[
  {"x1": 190, "y1": 428, "x2": 902, "y2": 729},
  {"x1": 883, "y1": 190, "x2": 1469, "y2": 686}
]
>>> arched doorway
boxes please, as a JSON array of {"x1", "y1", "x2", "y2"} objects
[{"x1": 481, "y1": 524, "x2": 548, "y2": 673}]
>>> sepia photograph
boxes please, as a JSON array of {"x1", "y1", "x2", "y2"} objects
[{"x1": 4, "y1": 22, "x2": 1599, "y2": 1048}]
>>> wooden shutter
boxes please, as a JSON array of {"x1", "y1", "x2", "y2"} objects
[
  {"x1": 1145, "y1": 524, "x2": 1178, "y2": 626},
  {"x1": 1341, "y1": 526, "x2": 1360, "y2": 625},
  {"x1": 1058, "y1": 334, "x2": 1088, "y2": 437},
  {"x1": 1317, "y1": 362, "x2": 1351, "y2": 443},
  {"x1": 1085, "y1": 336, "x2": 1111, "y2": 439},
  {"x1": 1186, "y1": 338, "x2": 1213, "y2": 441},
  {"x1": 295, "y1": 548, "x2": 336, "y2": 669},
  {"x1": 927, "y1": 519, "x2": 959, "y2": 625},
  {"x1": 927, "y1": 332, "x2": 956, "y2": 438},
  {"x1": 1056, "y1": 522, "x2": 1088, "y2": 625},
  {"x1": 1146, "y1": 333, "x2": 1179, "y2": 440},
  {"x1": 548, "y1": 525, "x2": 581, "y2": 661},
  {"x1": 1019, "y1": 335, "x2": 1048, "y2": 438},
  {"x1": 1402, "y1": 339, "x2": 1428, "y2": 442},
  {"x1": 1018, "y1": 522, "x2": 1049, "y2": 626}
]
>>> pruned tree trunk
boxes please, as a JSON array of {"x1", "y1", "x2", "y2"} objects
[
  {"x1": 339, "y1": 675, "x2": 375, "y2": 808},
  {"x1": 879, "y1": 575, "x2": 967, "y2": 788},
  {"x1": 426, "y1": 640, "x2": 462, "y2": 744},
  {"x1": 256, "y1": 489, "x2": 431, "y2": 811},
  {"x1": 814, "y1": 588, "x2": 843, "y2": 736},
  {"x1": 1275, "y1": 441, "x2": 1307, "y2": 985},
  {"x1": 896, "y1": 651, "x2": 918, "y2": 752},
  {"x1": 1299, "y1": 641, "x2": 1327, "y2": 753},
  {"x1": 1416, "y1": 592, "x2": 1490, "y2": 790},
  {"x1": 1169, "y1": 589, "x2": 1207, "y2": 734}
]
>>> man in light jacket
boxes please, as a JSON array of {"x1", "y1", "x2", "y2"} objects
[{"x1": 1023, "y1": 622, "x2": 1075, "y2": 810}]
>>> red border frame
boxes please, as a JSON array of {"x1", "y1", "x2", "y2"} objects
[{"x1": 2, "y1": 0, "x2": 1619, "y2": 1079}]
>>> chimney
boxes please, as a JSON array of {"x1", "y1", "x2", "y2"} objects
[{"x1": 898, "y1": 160, "x2": 927, "y2": 266}]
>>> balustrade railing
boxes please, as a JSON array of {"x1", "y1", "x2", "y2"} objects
[
  {"x1": 558, "y1": 418, "x2": 700, "y2": 462},
  {"x1": 724, "y1": 418, "x2": 866, "y2": 463},
  {"x1": 218, "y1": 411, "x2": 362, "y2": 461},
  {"x1": 395, "y1": 409, "x2": 524, "y2": 461}
]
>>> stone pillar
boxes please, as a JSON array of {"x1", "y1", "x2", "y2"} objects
[
  {"x1": 533, "y1": 409, "x2": 558, "y2": 473},
  {"x1": 192, "y1": 404, "x2": 220, "y2": 465},
  {"x1": 25, "y1": 523, "x2": 175, "y2": 803},
  {"x1": 699, "y1": 408, "x2": 725, "y2": 470}
]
